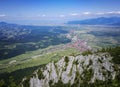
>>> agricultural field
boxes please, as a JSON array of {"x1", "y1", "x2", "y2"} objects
[{"x1": 64, "y1": 25, "x2": 120, "y2": 48}]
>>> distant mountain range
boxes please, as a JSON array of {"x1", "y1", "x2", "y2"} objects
[{"x1": 67, "y1": 17, "x2": 120, "y2": 25}]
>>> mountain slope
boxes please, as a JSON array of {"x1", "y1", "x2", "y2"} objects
[
  {"x1": 67, "y1": 17, "x2": 120, "y2": 25},
  {"x1": 22, "y1": 52, "x2": 120, "y2": 87}
]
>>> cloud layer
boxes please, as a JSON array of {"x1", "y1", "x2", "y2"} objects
[{"x1": 0, "y1": 14, "x2": 6, "y2": 17}]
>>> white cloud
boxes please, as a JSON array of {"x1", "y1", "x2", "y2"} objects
[
  {"x1": 116, "y1": 11, "x2": 120, "y2": 14},
  {"x1": 0, "y1": 14, "x2": 6, "y2": 17},
  {"x1": 82, "y1": 12, "x2": 91, "y2": 15},
  {"x1": 42, "y1": 14, "x2": 46, "y2": 17},
  {"x1": 70, "y1": 13, "x2": 79, "y2": 16},
  {"x1": 112, "y1": 11, "x2": 120, "y2": 14},
  {"x1": 94, "y1": 11, "x2": 120, "y2": 15},
  {"x1": 96, "y1": 12, "x2": 105, "y2": 15},
  {"x1": 106, "y1": 11, "x2": 120, "y2": 15},
  {"x1": 59, "y1": 15, "x2": 65, "y2": 18},
  {"x1": 107, "y1": 11, "x2": 115, "y2": 14},
  {"x1": 37, "y1": 14, "x2": 46, "y2": 17}
]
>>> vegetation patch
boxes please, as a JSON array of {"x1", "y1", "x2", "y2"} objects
[
  {"x1": 37, "y1": 69, "x2": 45, "y2": 80},
  {"x1": 97, "y1": 46, "x2": 120, "y2": 64},
  {"x1": 82, "y1": 50, "x2": 92, "y2": 56},
  {"x1": 73, "y1": 59, "x2": 79, "y2": 65},
  {"x1": 64, "y1": 56, "x2": 69, "y2": 67}
]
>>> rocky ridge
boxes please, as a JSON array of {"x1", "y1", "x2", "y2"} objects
[{"x1": 22, "y1": 52, "x2": 119, "y2": 87}]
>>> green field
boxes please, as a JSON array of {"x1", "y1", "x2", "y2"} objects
[
  {"x1": 0, "y1": 44, "x2": 80, "y2": 74},
  {"x1": 0, "y1": 45, "x2": 80, "y2": 86}
]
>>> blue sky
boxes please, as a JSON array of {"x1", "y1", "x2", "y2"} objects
[{"x1": 0, "y1": 0, "x2": 120, "y2": 25}]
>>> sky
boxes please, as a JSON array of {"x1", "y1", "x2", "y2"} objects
[{"x1": 0, "y1": 0, "x2": 120, "y2": 25}]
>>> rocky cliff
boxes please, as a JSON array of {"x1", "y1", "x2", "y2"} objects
[{"x1": 22, "y1": 52, "x2": 120, "y2": 87}]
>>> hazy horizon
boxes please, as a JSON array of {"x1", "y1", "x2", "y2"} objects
[{"x1": 0, "y1": 0, "x2": 120, "y2": 25}]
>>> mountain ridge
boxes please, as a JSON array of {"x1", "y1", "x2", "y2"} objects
[
  {"x1": 22, "y1": 51, "x2": 120, "y2": 87},
  {"x1": 67, "y1": 17, "x2": 120, "y2": 25}
]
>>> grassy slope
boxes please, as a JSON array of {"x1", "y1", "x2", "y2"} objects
[{"x1": 0, "y1": 45, "x2": 80, "y2": 74}]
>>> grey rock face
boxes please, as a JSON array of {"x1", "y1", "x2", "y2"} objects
[{"x1": 22, "y1": 53, "x2": 117, "y2": 87}]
